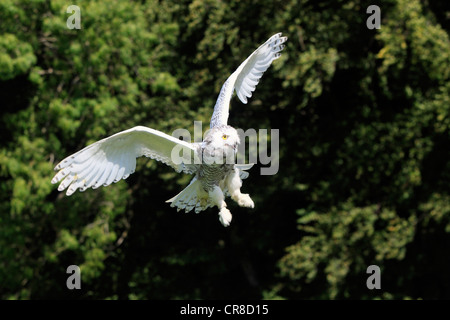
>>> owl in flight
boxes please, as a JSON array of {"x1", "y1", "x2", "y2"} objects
[{"x1": 51, "y1": 33, "x2": 287, "y2": 226}]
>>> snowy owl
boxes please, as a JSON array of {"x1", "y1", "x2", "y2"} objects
[{"x1": 51, "y1": 33, "x2": 287, "y2": 226}]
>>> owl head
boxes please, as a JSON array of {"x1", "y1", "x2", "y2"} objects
[{"x1": 202, "y1": 125, "x2": 240, "y2": 164}]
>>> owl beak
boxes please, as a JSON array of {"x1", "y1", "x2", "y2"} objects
[{"x1": 225, "y1": 143, "x2": 238, "y2": 153}]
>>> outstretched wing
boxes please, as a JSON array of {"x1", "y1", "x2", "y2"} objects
[
  {"x1": 51, "y1": 126, "x2": 199, "y2": 196},
  {"x1": 210, "y1": 33, "x2": 287, "y2": 128}
]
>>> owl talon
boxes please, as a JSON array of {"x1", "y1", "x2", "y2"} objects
[
  {"x1": 219, "y1": 207, "x2": 232, "y2": 227},
  {"x1": 237, "y1": 193, "x2": 254, "y2": 208}
]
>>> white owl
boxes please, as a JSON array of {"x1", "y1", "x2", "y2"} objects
[{"x1": 51, "y1": 33, "x2": 287, "y2": 226}]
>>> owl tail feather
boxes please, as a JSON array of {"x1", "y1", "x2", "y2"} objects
[{"x1": 166, "y1": 178, "x2": 212, "y2": 214}]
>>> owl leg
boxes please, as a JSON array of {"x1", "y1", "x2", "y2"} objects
[
  {"x1": 209, "y1": 185, "x2": 232, "y2": 227},
  {"x1": 227, "y1": 168, "x2": 254, "y2": 208}
]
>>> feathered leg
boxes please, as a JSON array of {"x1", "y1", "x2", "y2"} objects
[
  {"x1": 209, "y1": 185, "x2": 232, "y2": 227},
  {"x1": 226, "y1": 168, "x2": 254, "y2": 208}
]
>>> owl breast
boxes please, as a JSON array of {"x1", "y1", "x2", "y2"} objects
[{"x1": 198, "y1": 163, "x2": 234, "y2": 191}]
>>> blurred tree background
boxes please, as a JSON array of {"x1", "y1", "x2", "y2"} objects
[{"x1": 0, "y1": 0, "x2": 449, "y2": 299}]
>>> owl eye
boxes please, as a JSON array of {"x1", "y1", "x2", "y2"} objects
[{"x1": 222, "y1": 134, "x2": 228, "y2": 140}]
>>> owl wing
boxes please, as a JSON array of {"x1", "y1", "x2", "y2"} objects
[
  {"x1": 51, "y1": 126, "x2": 200, "y2": 196},
  {"x1": 210, "y1": 33, "x2": 287, "y2": 128}
]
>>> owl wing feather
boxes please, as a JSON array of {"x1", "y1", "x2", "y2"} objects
[
  {"x1": 51, "y1": 126, "x2": 199, "y2": 196},
  {"x1": 210, "y1": 33, "x2": 287, "y2": 128}
]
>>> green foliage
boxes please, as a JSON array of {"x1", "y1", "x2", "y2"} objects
[
  {"x1": 0, "y1": 33, "x2": 36, "y2": 80},
  {"x1": 0, "y1": 0, "x2": 449, "y2": 300},
  {"x1": 279, "y1": 204, "x2": 416, "y2": 298}
]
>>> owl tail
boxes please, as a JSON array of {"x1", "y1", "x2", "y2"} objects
[{"x1": 166, "y1": 177, "x2": 212, "y2": 214}]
